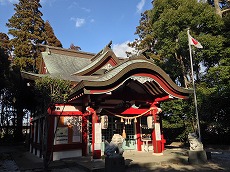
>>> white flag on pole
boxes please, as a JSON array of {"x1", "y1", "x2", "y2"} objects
[{"x1": 187, "y1": 30, "x2": 203, "y2": 48}]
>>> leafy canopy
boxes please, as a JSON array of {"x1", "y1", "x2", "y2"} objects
[
  {"x1": 6, "y1": 0, "x2": 45, "y2": 71},
  {"x1": 35, "y1": 76, "x2": 71, "y2": 106},
  {"x1": 132, "y1": 0, "x2": 224, "y2": 87}
]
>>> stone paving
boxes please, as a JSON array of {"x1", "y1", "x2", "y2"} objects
[{"x1": 1, "y1": 144, "x2": 230, "y2": 172}]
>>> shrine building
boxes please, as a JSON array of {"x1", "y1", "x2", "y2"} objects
[{"x1": 21, "y1": 43, "x2": 192, "y2": 161}]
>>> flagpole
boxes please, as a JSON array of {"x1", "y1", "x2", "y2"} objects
[{"x1": 188, "y1": 29, "x2": 202, "y2": 141}]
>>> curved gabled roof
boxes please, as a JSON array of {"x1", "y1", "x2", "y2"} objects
[
  {"x1": 42, "y1": 52, "x2": 91, "y2": 75},
  {"x1": 72, "y1": 49, "x2": 120, "y2": 76},
  {"x1": 21, "y1": 44, "x2": 192, "y2": 103},
  {"x1": 69, "y1": 58, "x2": 192, "y2": 101}
]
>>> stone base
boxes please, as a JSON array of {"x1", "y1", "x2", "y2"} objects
[
  {"x1": 206, "y1": 151, "x2": 212, "y2": 160},
  {"x1": 152, "y1": 152, "x2": 163, "y2": 156},
  {"x1": 188, "y1": 150, "x2": 208, "y2": 164},
  {"x1": 105, "y1": 156, "x2": 125, "y2": 172}
]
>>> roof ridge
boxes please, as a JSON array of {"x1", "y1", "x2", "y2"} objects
[{"x1": 38, "y1": 44, "x2": 95, "y2": 56}]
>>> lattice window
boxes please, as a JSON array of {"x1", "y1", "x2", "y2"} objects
[{"x1": 102, "y1": 115, "x2": 135, "y2": 142}]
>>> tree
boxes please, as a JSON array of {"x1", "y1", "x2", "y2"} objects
[
  {"x1": 5, "y1": 0, "x2": 46, "y2": 142},
  {"x1": 197, "y1": 9, "x2": 230, "y2": 144},
  {"x1": 34, "y1": 76, "x2": 71, "y2": 168},
  {"x1": 44, "y1": 20, "x2": 62, "y2": 47},
  {"x1": 6, "y1": 0, "x2": 45, "y2": 71},
  {"x1": 0, "y1": 33, "x2": 11, "y2": 52},
  {"x1": 35, "y1": 76, "x2": 71, "y2": 107},
  {"x1": 0, "y1": 32, "x2": 27, "y2": 142},
  {"x1": 131, "y1": 0, "x2": 224, "y2": 88},
  {"x1": 131, "y1": 0, "x2": 229, "y2": 143},
  {"x1": 161, "y1": 99, "x2": 195, "y2": 142},
  {"x1": 0, "y1": 33, "x2": 11, "y2": 90},
  {"x1": 208, "y1": 0, "x2": 230, "y2": 17},
  {"x1": 198, "y1": 57, "x2": 230, "y2": 144}
]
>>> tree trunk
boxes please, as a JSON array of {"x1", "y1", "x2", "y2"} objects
[
  {"x1": 214, "y1": 0, "x2": 222, "y2": 17},
  {"x1": 180, "y1": 55, "x2": 189, "y2": 88},
  {"x1": 14, "y1": 106, "x2": 24, "y2": 142},
  {"x1": 175, "y1": 52, "x2": 189, "y2": 88}
]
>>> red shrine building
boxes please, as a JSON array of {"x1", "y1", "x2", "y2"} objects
[{"x1": 22, "y1": 43, "x2": 192, "y2": 161}]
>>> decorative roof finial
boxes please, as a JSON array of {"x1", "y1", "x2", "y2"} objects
[{"x1": 107, "y1": 40, "x2": 112, "y2": 49}]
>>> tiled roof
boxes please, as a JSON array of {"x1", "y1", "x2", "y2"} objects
[
  {"x1": 69, "y1": 58, "x2": 193, "y2": 99},
  {"x1": 72, "y1": 47, "x2": 119, "y2": 76},
  {"x1": 42, "y1": 52, "x2": 91, "y2": 75},
  {"x1": 72, "y1": 50, "x2": 110, "y2": 75},
  {"x1": 89, "y1": 59, "x2": 154, "y2": 82},
  {"x1": 21, "y1": 71, "x2": 99, "y2": 83}
]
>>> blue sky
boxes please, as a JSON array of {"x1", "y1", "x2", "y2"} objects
[{"x1": 0, "y1": 0, "x2": 152, "y2": 57}]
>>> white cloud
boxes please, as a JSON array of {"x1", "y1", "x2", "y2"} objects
[
  {"x1": 112, "y1": 41, "x2": 137, "y2": 58},
  {"x1": 71, "y1": 17, "x2": 86, "y2": 28},
  {"x1": 68, "y1": 2, "x2": 91, "y2": 13},
  {"x1": 68, "y1": 1, "x2": 78, "y2": 9},
  {"x1": 90, "y1": 19, "x2": 95, "y2": 23},
  {"x1": 136, "y1": 0, "x2": 146, "y2": 13},
  {"x1": 81, "y1": 7, "x2": 90, "y2": 12}
]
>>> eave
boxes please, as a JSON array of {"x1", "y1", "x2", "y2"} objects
[{"x1": 68, "y1": 59, "x2": 193, "y2": 102}]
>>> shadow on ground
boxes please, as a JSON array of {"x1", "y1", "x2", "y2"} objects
[
  {"x1": 125, "y1": 150, "x2": 229, "y2": 172},
  {"x1": 0, "y1": 144, "x2": 230, "y2": 172}
]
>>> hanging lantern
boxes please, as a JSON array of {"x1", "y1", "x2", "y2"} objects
[
  {"x1": 121, "y1": 118, "x2": 124, "y2": 122},
  {"x1": 101, "y1": 115, "x2": 108, "y2": 129},
  {"x1": 147, "y1": 116, "x2": 154, "y2": 129},
  {"x1": 122, "y1": 126, "x2": 126, "y2": 139},
  {"x1": 134, "y1": 118, "x2": 137, "y2": 123}
]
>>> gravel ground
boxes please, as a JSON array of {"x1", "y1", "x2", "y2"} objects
[
  {"x1": 0, "y1": 153, "x2": 19, "y2": 172},
  {"x1": 1, "y1": 145, "x2": 230, "y2": 172},
  {"x1": 0, "y1": 153, "x2": 86, "y2": 172}
]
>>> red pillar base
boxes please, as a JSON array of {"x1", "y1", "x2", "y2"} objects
[
  {"x1": 153, "y1": 140, "x2": 163, "y2": 154},
  {"x1": 93, "y1": 150, "x2": 101, "y2": 159}
]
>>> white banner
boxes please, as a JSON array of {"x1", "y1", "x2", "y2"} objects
[
  {"x1": 95, "y1": 123, "x2": 102, "y2": 143},
  {"x1": 94, "y1": 123, "x2": 102, "y2": 150},
  {"x1": 155, "y1": 123, "x2": 161, "y2": 141}
]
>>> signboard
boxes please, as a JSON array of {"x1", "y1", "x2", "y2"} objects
[
  {"x1": 73, "y1": 125, "x2": 81, "y2": 142},
  {"x1": 154, "y1": 123, "x2": 161, "y2": 141},
  {"x1": 55, "y1": 127, "x2": 68, "y2": 144}
]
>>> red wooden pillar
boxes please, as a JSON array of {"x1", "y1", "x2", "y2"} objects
[
  {"x1": 30, "y1": 118, "x2": 34, "y2": 153},
  {"x1": 136, "y1": 118, "x2": 142, "y2": 151},
  {"x1": 151, "y1": 106, "x2": 163, "y2": 155},
  {"x1": 86, "y1": 107, "x2": 101, "y2": 159},
  {"x1": 82, "y1": 115, "x2": 88, "y2": 156}
]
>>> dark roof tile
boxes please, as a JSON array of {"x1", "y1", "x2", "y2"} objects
[{"x1": 42, "y1": 52, "x2": 91, "y2": 75}]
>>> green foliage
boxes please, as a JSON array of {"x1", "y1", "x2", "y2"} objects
[
  {"x1": 6, "y1": 0, "x2": 45, "y2": 62},
  {"x1": 198, "y1": 57, "x2": 230, "y2": 137},
  {"x1": 44, "y1": 21, "x2": 62, "y2": 47},
  {"x1": 0, "y1": 33, "x2": 11, "y2": 52},
  {"x1": 12, "y1": 57, "x2": 35, "y2": 72},
  {"x1": 131, "y1": 0, "x2": 230, "y2": 144},
  {"x1": 0, "y1": 33, "x2": 11, "y2": 90},
  {"x1": 35, "y1": 76, "x2": 71, "y2": 106},
  {"x1": 161, "y1": 99, "x2": 195, "y2": 142},
  {"x1": 132, "y1": 0, "x2": 224, "y2": 87},
  {"x1": 0, "y1": 48, "x2": 10, "y2": 90}
]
